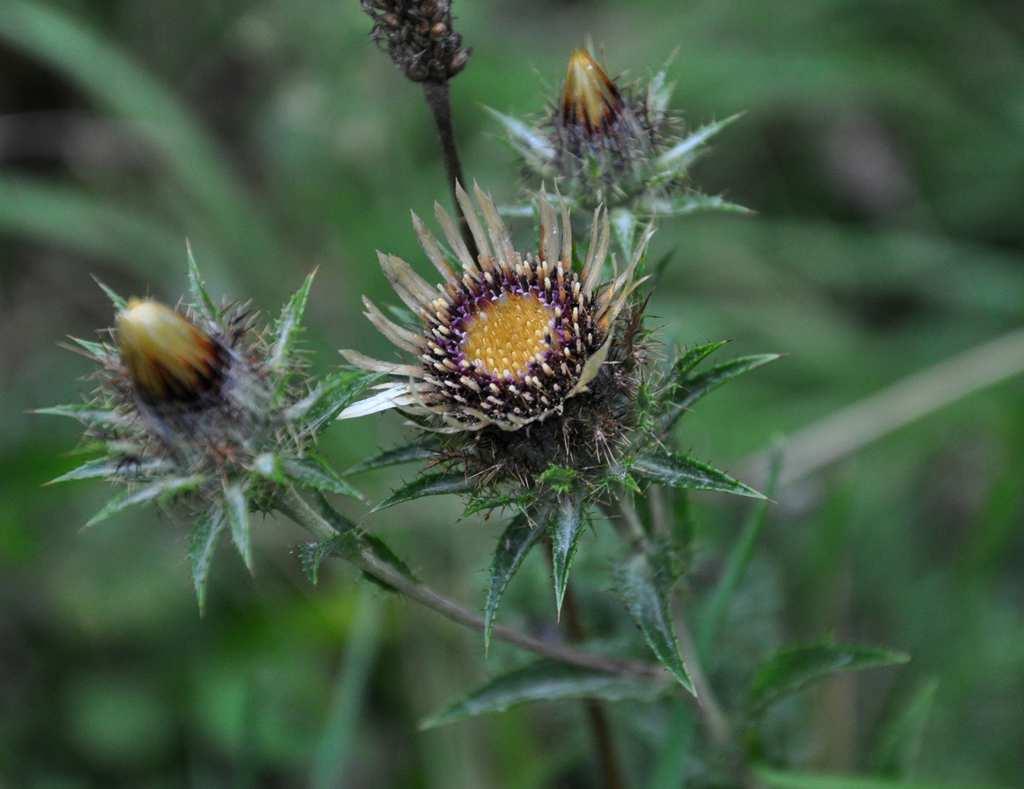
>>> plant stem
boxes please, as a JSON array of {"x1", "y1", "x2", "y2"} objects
[
  {"x1": 548, "y1": 543, "x2": 627, "y2": 789},
  {"x1": 421, "y1": 80, "x2": 478, "y2": 259},
  {"x1": 278, "y1": 487, "x2": 662, "y2": 679},
  {"x1": 739, "y1": 326, "x2": 1024, "y2": 489}
]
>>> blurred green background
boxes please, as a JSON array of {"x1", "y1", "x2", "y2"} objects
[{"x1": 1, "y1": 1, "x2": 1022, "y2": 787}]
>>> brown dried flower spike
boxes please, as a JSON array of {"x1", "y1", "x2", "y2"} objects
[{"x1": 338, "y1": 184, "x2": 652, "y2": 433}]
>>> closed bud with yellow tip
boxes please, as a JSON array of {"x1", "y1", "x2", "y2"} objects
[
  {"x1": 561, "y1": 48, "x2": 623, "y2": 134},
  {"x1": 116, "y1": 299, "x2": 224, "y2": 405}
]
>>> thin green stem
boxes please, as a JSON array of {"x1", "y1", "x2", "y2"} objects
[{"x1": 278, "y1": 486, "x2": 663, "y2": 680}]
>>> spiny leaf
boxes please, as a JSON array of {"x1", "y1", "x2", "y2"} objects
[
  {"x1": 65, "y1": 336, "x2": 114, "y2": 360},
  {"x1": 656, "y1": 113, "x2": 744, "y2": 173},
  {"x1": 485, "y1": 107, "x2": 556, "y2": 169},
  {"x1": 420, "y1": 660, "x2": 664, "y2": 729},
  {"x1": 84, "y1": 475, "x2": 205, "y2": 528},
  {"x1": 298, "y1": 539, "x2": 338, "y2": 586},
  {"x1": 185, "y1": 239, "x2": 219, "y2": 321},
  {"x1": 463, "y1": 490, "x2": 535, "y2": 518},
  {"x1": 91, "y1": 275, "x2": 127, "y2": 311},
  {"x1": 46, "y1": 456, "x2": 170, "y2": 485},
  {"x1": 616, "y1": 552, "x2": 694, "y2": 693},
  {"x1": 633, "y1": 453, "x2": 764, "y2": 499},
  {"x1": 188, "y1": 503, "x2": 225, "y2": 616},
  {"x1": 373, "y1": 471, "x2": 473, "y2": 512},
  {"x1": 870, "y1": 678, "x2": 939, "y2": 779},
  {"x1": 663, "y1": 353, "x2": 781, "y2": 429},
  {"x1": 344, "y1": 437, "x2": 440, "y2": 476},
  {"x1": 35, "y1": 403, "x2": 131, "y2": 427},
  {"x1": 537, "y1": 465, "x2": 577, "y2": 494},
  {"x1": 669, "y1": 340, "x2": 730, "y2": 383},
  {"x1": 484, "y1": 513, "x2": 547, "y2": 656},
  {"x1": 748, "y1": 642, "x2": 910, "y2": 715},
  {"x1": 270, "y1": 268, "x2": 317, "y2": 377},
  {"x1": 646, "y1": 193, "x2": 753, "y2": 217},
  {"x1": 298, "y1": 530, "x2": 416, "y2": 590},
  {"x1": 286, "y1": 370, "x2": 379, "y2": 432},
  {"x1": 610, "y1": 207, "x2": 637, "y2": 261},
  {"x1": 550, "y1": 493, "x2": 585, "y2": 620},
  {"x1": 283, "y1": 456, "x2": 363, "y2": 500},
  {"x1": 222, "y1": 480, "x2": 253, "y2": 574}
]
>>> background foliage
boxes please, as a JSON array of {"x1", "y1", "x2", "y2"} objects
[{"x1": 1, "y1": 0, "x2": 1022, "y2": 786}]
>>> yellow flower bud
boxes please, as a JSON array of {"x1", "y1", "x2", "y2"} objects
[
  {"x1": 116, "y1": 299, "x2": 223, "y2": 404},
  {"x1": 561, "y1": 49, "x2": 622, "y2": 133}
]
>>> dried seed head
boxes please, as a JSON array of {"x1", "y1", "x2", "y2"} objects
[
  {"x1": 116, "y1": 299, "x2": 225, "y2": 405},
  {"x1": 361, "y1": 0, "x2": 471, "y2": 82},
  {"x1": 562, "y1": 49, "x2": 623, "y2": 134}
]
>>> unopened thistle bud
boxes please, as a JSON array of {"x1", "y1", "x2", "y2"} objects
[
  {"x1": 561, "y1": 49, "x2": 623, "y2": 135},
  {"x1": 116, "y1": 299, "x2": 225, "y2": 405}
]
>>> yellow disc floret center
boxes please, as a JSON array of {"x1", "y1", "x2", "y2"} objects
[{"x1": 463, "y1": 293, "x2": 555, "y2": 377}]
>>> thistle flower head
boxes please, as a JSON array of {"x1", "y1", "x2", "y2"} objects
[
  {"x1": 489, "y1": 48, "x2": 748, "y2": 228},
  {"x1": 45, "y1": 264, "x2": 371, "y2": 608},
  {"x1": 339, "y1": 183, "x2": 652, "y2": 437}
]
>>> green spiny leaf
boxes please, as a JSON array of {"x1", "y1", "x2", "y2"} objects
[
  {"x1": 616, "y1": 551, "x2": 694, "y2": 693},
  {"x1": 610, "y1": 207, "x2": 637, "y2": 261},
  {"x1": 484, "y1": 513, "x2": 546, "y2": 656},
  {"x1": 298, "y1": 539, "x2": 336, "y2": 586},
  {"x1": 373, "y1": 471, "x2": 473, "y2": 513},
  {"x1": 420, "y1": 660, "x2": 664, "y2": 730},
  {"x1": 283, "y1": 456, "x2": 363, "y2": 500},
  {"x1": 91, "y1": 275, "x2": 127, "y2": 311},
  {"x1": 286, "y1": 369, "x2": 378, "y2": 432},
  {"x1": 463, "y1": 490, "x2": 535, "y2": 518},
  {"x1": 46, "y1": 456, "x2": 170, "y2": 485},
  {"x1": 185, "y1": 239, "x2": 219, "y2": 321},
  {"x1": 748, "y1": 642, "x2": 910, "y2": 715},
  {"x1": 550, "y1": 492, "x2": 585, "y2": 620},
  {"x1": 669, "y1": 340, "x2": 730, "y2": 384},
  {"x1": 633, "y1": 453, "x2": 764, "y2": 499},
  {"x1": 656, "y1": 113, "x2": 745, "y2": 173},
  {"x1": 188, "y1": 503, "x2": 225, "y2": 616},
  {"x1": 537, "y1": 465, "x2": 577, "y2": 495},
  {"x1": 35, "y1": 403, "x2": 131, "y2": 427},
  {"x1": 65, "y1": 336, "x2": 114, "y2": 360},
  {"x1": 646, "y1": 193, "x2": 753, "y2": 218},
  {"x1": 663, "y1": 353, "x2": 780, "y2": 430},
  {"x1": 485, "y1": 106, "x2": 556, "y2": 170},
  {"x1": 270, "y1": 268, "x2": 317, "y2": 379},
  {"x1": 222, "y1": 480, "x2": 253, "y2": 574},
  {"x1": 84, "y1": 474, "x2": 205, "y2": 528},
  {"x1": 344, "y1": 437, "x2": 440, "y2": 476}
]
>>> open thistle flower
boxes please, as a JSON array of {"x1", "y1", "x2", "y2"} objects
[
  {"x1": 339, "y1": 183, "x2": 651, "y2": 443},
  {"x1": 43, "y1": 263, "x2": 371, "y2": 610},
  {"x1": 489, "y1": 47, "x2": 749, "y2": 246}
]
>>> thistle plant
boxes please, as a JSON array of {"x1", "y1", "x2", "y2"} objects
[{"x1": 40, "y1": 10, "x2": 920, "y2": 789}]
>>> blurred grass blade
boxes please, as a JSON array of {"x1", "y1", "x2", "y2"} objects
[
  {"x1": 0, "y1": 1, "x2": 282, "y2": 268},
  {"x1": 870, "y1": 678, "x2": 940, "y2": 779},
  {"x1": 420, "y1": 660, "x2": 664, "y2": 730},
  {"x1": 698, "y1": 447, "x2": 782, "y2": 657},
  {"x1": 484, "y1": 513, "x2": 546, "y2": 656},
  {"x1": 616, "y1": 552, "x2": 694, "y2": 693},
  {"x1": 753, "y1": 766, "x2": 1003, "y2": 789},
  {"x1": 748, "y1": 642, "x2": 910, "y2": 715},
  {"x1": 0, "y1": 176, "x2": 187, "y2": 279},
  {"x1": 646, "y1": 702, "x2": 696, "y2": 789},
  {"x1": 311, "y1": 590, "x2": 382, "y2": 789}
]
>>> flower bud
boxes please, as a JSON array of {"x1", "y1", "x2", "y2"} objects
[
  {"x1": 116, "y1": 299, "x2": 224, "y2": 405},
  {"x1": 561, "y1": 48, "x2": 623, "y2": 134}
]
